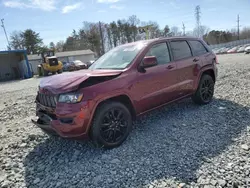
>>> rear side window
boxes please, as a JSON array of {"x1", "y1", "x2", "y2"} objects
[
  {"x1": 170, "y1": 41, "x2": 192, "y2": 60},
  {"x1": 189, "y1": 40, "x2": 208, "y2": 56},
  {"x1": 146, "y1": 43, "x2": 170, "y2": 65}
]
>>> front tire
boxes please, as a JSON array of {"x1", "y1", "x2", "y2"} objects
[
  {"x1": 192, "y1": 74, "x2": 215, "y2": 105},
  {"x1": 90, "y1": 101, "x2": 132, "y2": 149}
]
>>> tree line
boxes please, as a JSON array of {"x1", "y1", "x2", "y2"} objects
[{"x1": 9, "y1": 15, "x2": 250, "y2": 55}]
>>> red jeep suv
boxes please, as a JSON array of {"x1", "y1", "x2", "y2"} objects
[{"x1": 32, "y1": 37, "x2": 218, "y2": 148}]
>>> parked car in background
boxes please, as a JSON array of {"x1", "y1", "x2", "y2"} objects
[
  {"x1": 73, "y1": 60, "x2": 87, "y2": 70},
  {"x1": 219, "y1": 47, "x2": 230, "y2": 54},
  {"x1": 62, "y1": 62, "x2": 70, "y2": 71},
  {"x1": 86, "y1": 60, "x2": 95, "y2": 68},
  {"x1": 67, "y1": 62, "x2": 76, "y2": 71},
  {"x1": 237, "y1": 46, "x2": 246, "y2": 53},
  {"x1": 33, "y1": 37, "x2": 218, "y2": 149},
  {"x1": 227, "y1": 46, "x2": 240, "y2": 53},
  {"x1": 245, "y1": 46, "x2": 250, "y2": 54},
  {"x1": 216, "y1": 47, "x2": 226, "y2": 54},
  {"x1": 212, "y1": 48, "x2": 219, "y2": 54}
]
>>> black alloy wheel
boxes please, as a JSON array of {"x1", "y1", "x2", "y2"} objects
[
  {"x1": 100, "y1": 108, "x2": 128, "y2": 143},
  {"x1": 192, "y1": 74, "x2": 215, "y2": 105},
  {"x1": 91, "y1": 101, "x2": 132, "y2": 149},
  {"x1": 200, "y1": 78, "x2": 214, "y2": 103}
]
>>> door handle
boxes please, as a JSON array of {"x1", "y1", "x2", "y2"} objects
[
  {"x1": 166, "y1": 65, "x2": 174, "y2": 70},
  {"x1": 193, "y1": 58, "x2": 199, "y2": 62}
]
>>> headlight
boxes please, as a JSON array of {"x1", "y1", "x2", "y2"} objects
[{"x1": 58, "y1": 93, "x2": 83, "y2": 103}]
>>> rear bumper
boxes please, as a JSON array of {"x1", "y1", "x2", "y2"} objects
[{"x1": 32, "y1": 101, "x2": 94, "y2": 139}]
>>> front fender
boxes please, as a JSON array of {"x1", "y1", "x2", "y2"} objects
[{"x1": 85, "y1": 92, "x2": 136, "y2": 133}]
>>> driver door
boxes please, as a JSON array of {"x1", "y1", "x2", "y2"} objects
[{"x1": 132, "y1": 42, "x2": 178, "y2": 113}]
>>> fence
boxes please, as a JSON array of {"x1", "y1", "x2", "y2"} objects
[{"x1": 209, "y1": 38, "x2": 250, "y2": 49}]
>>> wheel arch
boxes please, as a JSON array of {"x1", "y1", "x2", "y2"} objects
[
  {"x1": 87, "y1": 94, "x2": 136, "y2": 139},
  {"x1": 202, "y1": 69, "x2": 215, "y2": 82},
  {"x1": 195, "y1": 67, "x2": 215, "y2": 90},
  {"x1": 93, "y1": 94, "x2": 137, "y2": 121}
]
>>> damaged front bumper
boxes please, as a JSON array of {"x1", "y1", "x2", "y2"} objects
[
  {"x1": 31, "y1": 101, "x2": 93, "y2": 139},
  {"x1": 31, "y1": 111, "x2": 59, "y2": 136}
]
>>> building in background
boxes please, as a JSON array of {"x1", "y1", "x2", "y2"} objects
[
  {"x1": 28, "y1": 49, "x2": 95, "y2": 75},
  {"x1": 0, "y1": 50, "x2": 32, "y2": 81}
]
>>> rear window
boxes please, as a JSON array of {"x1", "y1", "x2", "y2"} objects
[
  {"x1": 189, "y1": 40, "x2": 208, "y2": 56},
  {"x1": 49, "y1": 58, "x2": 58, "y2": 65},
  {"x1": 170, "y1": 41, "x2": 192, "y2": 60}
]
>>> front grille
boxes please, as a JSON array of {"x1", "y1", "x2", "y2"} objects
[{"x1": 37, "y1": 93, "x2": 57, "y2": 108}]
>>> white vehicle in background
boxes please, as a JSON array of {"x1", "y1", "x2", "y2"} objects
[
  {"x1": 245, "y1": 46, "x2": 250, "y2": 54},
  {"x1": 237, "y1": 46, "x2": 246, "y2": 53}
]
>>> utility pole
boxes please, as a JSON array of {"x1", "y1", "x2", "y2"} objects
[
  {"x1": 182, "y1": 22, "x2": 186, "y2": 36},
  {"x1": 99, "y1": 21, "x2": 105, "y2": 55},
  {"x1": 237, "y1": 14, "x2": 240, "y2": 40},
  {"x1": 1, "y1": 19, "x2": 11, "y2": 50},
  {"x1": 195, "y1": 5, "x2": 201, "y2": 38}
]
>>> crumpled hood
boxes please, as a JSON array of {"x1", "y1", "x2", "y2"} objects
[{"x1": 39, "y1": 69, "x2": 123, "y2": 94}]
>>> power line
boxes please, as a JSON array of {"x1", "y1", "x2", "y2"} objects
[
  {"x1": 195, "y1": 5, "x2": 201, "y2": 38},
  {"x1": 1, "y1": 18, "x2": 10, "y2": 49}
]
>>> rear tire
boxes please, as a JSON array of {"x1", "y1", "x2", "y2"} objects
[
  {"x1": 192, "y1": 74, "x2": 215, "y2": 105},
  {"x1": 90, "y1": 101, "x2": 132, "y2": 149},
  {"x1": 42, "y1": 67, "x2": 49, "y2": 76}
]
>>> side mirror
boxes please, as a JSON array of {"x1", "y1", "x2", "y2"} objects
[{"x1": 142, "y1": 56, "x2": 158, "y2": 68}]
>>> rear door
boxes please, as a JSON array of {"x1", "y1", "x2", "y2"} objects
[
  {"x1": 169, "y1": 40, "x2": 196, "y2": 97},
  {"x1": 132, "y1": 42, "x2": 178, "y2": 113},
  {"x1": 188, "y1": 40, "x2": 211, "y2": 67}
]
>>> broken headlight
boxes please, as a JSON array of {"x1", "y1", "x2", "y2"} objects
[{"x1": 58, "y1": 93, "x2": 83, "y2": 103}]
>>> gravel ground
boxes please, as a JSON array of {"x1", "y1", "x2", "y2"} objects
[{"x1": 0, "y1": 53, "x2": 250, "y2": 188}]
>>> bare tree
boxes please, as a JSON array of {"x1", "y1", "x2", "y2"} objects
[
  {"x1": 55, "y1": 41, "x2": 64, "y2": 52},
  {"x1": 163, "y1": 25, "x2": 170, "y2": 37},
  {"x1": 193, "y1": 25, "x2": 209, "y2": 37},
  {"x1": 10, "y1": 31, "x2": 24, "y2": 50},
  {"x1": 128, "y1": 15, "x2": 140, "y2": 41},
  {"x1": 170, "y1": 26, "x2": 180, "y2": 36},
  {"x1": 240, "y1": 27, "x2": 250, "y2": 39}
]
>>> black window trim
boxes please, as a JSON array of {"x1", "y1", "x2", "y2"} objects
[
  {"x1": 141, "y1": 41, "x2": 172, "y2": 66},
  {"x1": 168, "y1": 39, "x2": 194, "y2": 61},
  {"x1": 187, "y1": 39, "x2": 209, "y2": 56}
]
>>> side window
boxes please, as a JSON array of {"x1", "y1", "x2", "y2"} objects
[
  {"x1": 189, "y1": 40, "x2": 208, "y2": 56},
  {"x1": 170, "y1": 41, "x2": 192, "y2": 60},
  {"x1": 146, "y1": 43, "x2": 170, "y2": 65}
]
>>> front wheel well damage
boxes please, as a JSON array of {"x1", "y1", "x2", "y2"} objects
[{"x1": 94, "y1": 95, "x2": 136, "y2": 121}]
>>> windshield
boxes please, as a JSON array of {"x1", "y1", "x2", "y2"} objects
[{"x1": 89, "y1": 43, "x2": 146, "y2": 70}]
